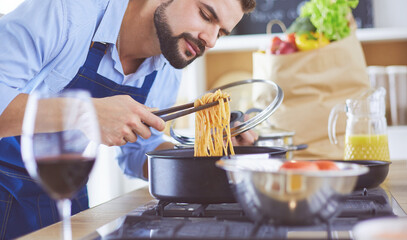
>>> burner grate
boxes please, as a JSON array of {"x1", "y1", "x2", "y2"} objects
[
  {"x1": 337, "y1": 188, "x2": 395, "y2": 219},
  {"x1": 143, "y1": 201, "x2": 246, "y2": 218},
  {"x1": 100, "y1": 188, "x2": 400, "y2": 240}
]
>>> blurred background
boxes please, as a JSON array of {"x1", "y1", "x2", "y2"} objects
[
  {"x1": 232, "y1": 0, "x2": 407, "y2": 35},
  {"x1": 1, "y1": 0, "x2": 407, "y2": 207}
]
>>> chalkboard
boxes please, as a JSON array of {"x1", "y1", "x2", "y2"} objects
[{"x1": 233, "y1": 0, "x2": 374, "y2": 35}]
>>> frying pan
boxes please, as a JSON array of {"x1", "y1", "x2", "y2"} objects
[
  {"x1": 146, "y1": 146, "x2": 287, "y2": 204},
  {"x1": 332, "y1": 160, "x2": 391, "y2": 190}
]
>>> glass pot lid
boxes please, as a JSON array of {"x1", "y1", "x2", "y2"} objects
[{"x1": 170, "y1": 79, "x2": 284, "y2": 145}]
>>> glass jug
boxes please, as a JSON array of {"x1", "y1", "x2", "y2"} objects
[{"x1": 328, "y1": 87, "x2": 390, "y2": 161}]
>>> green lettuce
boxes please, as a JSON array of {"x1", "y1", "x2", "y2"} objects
[{"x1": 300, "y1": 0, "x2": 359, "y2": 41}]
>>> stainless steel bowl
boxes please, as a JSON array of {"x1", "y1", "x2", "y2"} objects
[{"x1": 216, "y1": 155, "x2": 369, "y2": 226}]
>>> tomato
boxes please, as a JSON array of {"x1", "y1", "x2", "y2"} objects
[
  {"x1": 279, "y1": 160, "x2": 339, "y2": 171},
  {"x1": 270, "y1": 36, "x2": 297, "y2": 55},
  {"x1": 276, "y1": 42, "x2": 297, "y2": 55},
  {"x1": 270, "y1": 36, "x2": 282, "y2": 54},
  {"x1": 314, "y1": 161, "x2": 339, "y2": 170},
  {"x1": 279, "y1": 161, "x2": 319, "y2": 171},
  {"x1": 286, "y1": 33, "x2": 297, "y2": 46}
]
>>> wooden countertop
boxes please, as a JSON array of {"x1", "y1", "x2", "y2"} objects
[
  {"x1": 18, "y1": 160, "x2": 407, "y2": 240},
  {"x1": 17, "y1": 187, "x2": 154, "y2": 240},
  {"x1": 384, "y1": 160, "x2": 407, "y2": 211}
]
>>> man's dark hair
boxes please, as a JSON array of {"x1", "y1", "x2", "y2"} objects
[{"x1": 239, "y1": 0, "x2": 256, "y2": 13}]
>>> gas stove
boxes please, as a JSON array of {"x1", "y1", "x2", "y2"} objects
[{"x1": 88, "y1": 188, "x2": 405, "y2": 240}]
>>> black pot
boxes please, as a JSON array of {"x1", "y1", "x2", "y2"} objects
[
  {"x1": 147, "y1": 146, "x2": 287, "y2": 204},
  {"x1": 333, "y1": 160, "x2": 391, "y2": 190}
]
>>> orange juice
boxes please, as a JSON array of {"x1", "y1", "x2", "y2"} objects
[{"x1": 344, "y1": 134, "x2": 390, "y2": 161}]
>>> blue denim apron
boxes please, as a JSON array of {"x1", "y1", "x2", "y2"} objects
[{"x1": 0, "y1": 42, "x2": 156, "y2": 239}]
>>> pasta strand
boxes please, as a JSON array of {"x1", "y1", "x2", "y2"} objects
[{"x1": 194, "y1": 89, "x2": 235, "y2": 157}]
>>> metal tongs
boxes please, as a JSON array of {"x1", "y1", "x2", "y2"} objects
[{"x1": 153, "y1": 97, "x2": 230, "y2": 121}]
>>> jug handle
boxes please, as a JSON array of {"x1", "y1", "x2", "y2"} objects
[{"x1": 328, "y1": 104, "x2": 345, "y2": 144}]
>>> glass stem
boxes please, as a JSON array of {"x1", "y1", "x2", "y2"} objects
[{"x1": 57, "y1": 199, "x2": 72, "y2": 240}]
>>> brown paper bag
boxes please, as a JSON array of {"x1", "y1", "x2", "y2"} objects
[{"x1": 252, "y1": 33, "x2": 370, "y2": 159}]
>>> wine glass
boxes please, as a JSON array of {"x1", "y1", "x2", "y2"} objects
[{"x1": 21, "y1": 89, "x2": 100, "y2": 240}]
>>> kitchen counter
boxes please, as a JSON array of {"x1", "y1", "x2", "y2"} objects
[
  {"x1": 17, "y1": 187, "x2": 154, "y2": 240},
  {"x1": 18, "y1": 160, "x2": 407, "y2": 240}
]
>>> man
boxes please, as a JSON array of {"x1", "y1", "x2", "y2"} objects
[{"x1": 0, "y1": 0, "x2": 256, "y2": 238}]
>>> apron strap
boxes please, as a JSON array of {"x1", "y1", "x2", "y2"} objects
[
  {"x1": 141, "y1": 70, "x2": 157, "y2": 90},
  {"x1": 82, "y1": 42, "x2": 109, "y2": 72}
]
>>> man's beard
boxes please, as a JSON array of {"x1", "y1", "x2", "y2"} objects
[{"x1": 154, "y1": 1, "x2": 205, "y2": 69}]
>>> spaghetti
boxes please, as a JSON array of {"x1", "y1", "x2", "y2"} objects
[{"x1": 194, "y1": 89, "x2": 235, "y2": 157}]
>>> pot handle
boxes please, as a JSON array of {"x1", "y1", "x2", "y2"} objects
[
  {"x1": 328, "y1": 103, "x2": 345, "y2": 144},
  {"x1": 286, "y1": 144, "x2": 308, "y2": 151}
]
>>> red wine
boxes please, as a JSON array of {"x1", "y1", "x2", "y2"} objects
[{"x1": 36, "y1": 154, "x2": 95, "y2": 199}]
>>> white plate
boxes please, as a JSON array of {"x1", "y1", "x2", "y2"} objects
[{"x1": 353, "y1": 217, "x2": 407, "y2": 240}]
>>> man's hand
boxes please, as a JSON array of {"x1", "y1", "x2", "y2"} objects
[
  {"x1": 231, "y1": 119, "x2": 259, "y2": 146},
  {"x1": 231, "y1": 130, "x2": 258, "y2": 146},
  {"x1": 92, "y1": 95, "x2": 165, "y2": 146}
]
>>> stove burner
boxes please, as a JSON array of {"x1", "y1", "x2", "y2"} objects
[
  {"x1": 148, "y1": 201, "x2": 246, "y2": 220},
  {"x1": 98, "y1": 188, "x2": 401, "y2": 240}
]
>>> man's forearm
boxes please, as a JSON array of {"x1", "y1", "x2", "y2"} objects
[
  {"x1": 0, "y1": 94, "x2": 77, "y2": 138},
  {"x1": 0, "y1": 94, "x2": 29, "y2": 137},
  {"x1": 143, "y1": 141, "x2": 175, "y2": 179}
]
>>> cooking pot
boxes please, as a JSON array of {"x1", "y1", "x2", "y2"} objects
[
  {"x1": 332, "y1": 160, "x2": 391, "y2": 190},
  {"x1": 216, "y1": 156, "x2": 368, "y2": 225},
  {"x1": 254, "y1": 127, "x2": 308, "y2": 159},
  {"x1": 146, "y1": 146, "x2": 287, "y2": 204}
]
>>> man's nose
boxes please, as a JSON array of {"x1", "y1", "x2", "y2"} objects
[{"x1": 199, "y1": 26, "x2": 219, "y2": 49}]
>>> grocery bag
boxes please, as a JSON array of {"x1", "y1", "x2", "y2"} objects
[{"x1": 252, "y1": 33, "x2": 370, "y2": 159}]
